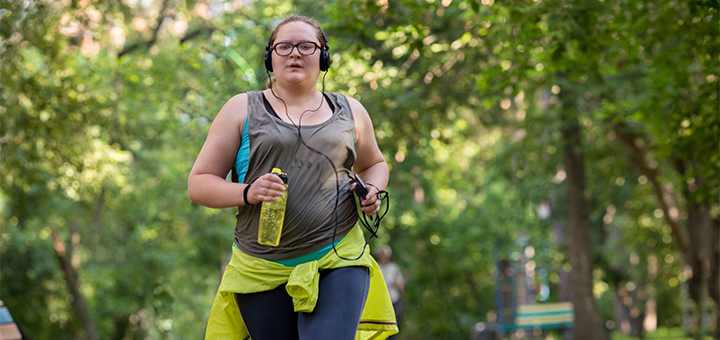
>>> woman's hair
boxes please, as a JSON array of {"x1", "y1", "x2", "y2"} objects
[
  {"x1": 266, "y1": 16, "x2": 327, "y2": 89},
  {"x1": 268, "y1": 15, "x2": 327, "y2": 48}
]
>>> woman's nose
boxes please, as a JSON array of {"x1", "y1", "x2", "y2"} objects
[{"x1": 288, "y1": 46, "x2": 302, "y2": 56}]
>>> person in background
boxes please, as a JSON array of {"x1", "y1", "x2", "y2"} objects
[{"x1": 376, "y1": 245, "x2": 405, "y2": 339}]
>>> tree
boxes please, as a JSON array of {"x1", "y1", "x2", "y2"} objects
[
  {"x1": 1, "y1": 0, "x2": 715, "y2": 338},
  {"x1": 1, "y1": 0, "x2": 266, "y2": 337}
]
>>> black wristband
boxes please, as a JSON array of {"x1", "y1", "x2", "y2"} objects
[{"x1": 243, "y1": 184, "x2": 252, "y2": 205}]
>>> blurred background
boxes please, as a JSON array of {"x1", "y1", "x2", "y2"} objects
[{"x1": 0, "y1": 0, "x2": 717, "y2": 339}]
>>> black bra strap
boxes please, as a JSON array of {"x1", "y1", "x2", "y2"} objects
[{"x1": 262, "y1": 92, "x2": 335, "y2": 118}]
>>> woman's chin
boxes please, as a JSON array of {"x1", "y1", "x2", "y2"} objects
[{"x1": 279, "y1": 73, "x2": 314, "y2": 85}]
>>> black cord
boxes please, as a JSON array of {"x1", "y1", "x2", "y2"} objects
[
  {"x1": 342, "y1": 185, "x2": 389, "y2": 261},
  {"x1": 266, "y1": 69, "x2": 389, "y2": 261}
]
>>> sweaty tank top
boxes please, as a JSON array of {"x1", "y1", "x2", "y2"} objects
[{"x1": 232, "y1": 91, "x2": 359, "y2": 260}]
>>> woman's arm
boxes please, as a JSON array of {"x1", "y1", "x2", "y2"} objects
[
  {"x1": 347, "y1": 96, "x2": 389, "y2": 216},
  {"x1": 188, "y1": 93, "x2": 285, "y2": 208}
]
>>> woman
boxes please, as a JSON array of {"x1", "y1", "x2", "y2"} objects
[{"x1": 188, "y1": 15, "x2": 396, "y2": 340}]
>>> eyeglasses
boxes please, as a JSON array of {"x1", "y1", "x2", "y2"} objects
[{"x1": 272, "y1": 42, "x2": 320, "y2": 56}]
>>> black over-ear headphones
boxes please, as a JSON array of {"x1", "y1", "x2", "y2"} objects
[{"x1": 264, "y1": 27, "x2": 330, "y2": 73}]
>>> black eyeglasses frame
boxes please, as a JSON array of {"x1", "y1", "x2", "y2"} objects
[{"x1": 271, "y1": 41, "x2": 321, "y2": 56}]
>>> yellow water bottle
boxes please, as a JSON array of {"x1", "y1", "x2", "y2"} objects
[{"x1": 258, "y1": 168, "x2": 288, "y2": 246}]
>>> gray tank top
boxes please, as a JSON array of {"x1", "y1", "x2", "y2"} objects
[{"x1": 233, "y1": 91, "x2": 359, "y2": 260}]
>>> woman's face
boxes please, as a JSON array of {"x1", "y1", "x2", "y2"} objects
[{"x1": 271, "y1": 21, "x2": 322, "y2": 84}]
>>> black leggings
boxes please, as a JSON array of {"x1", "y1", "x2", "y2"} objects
[{"x1": 235, "y1": 266, "x2": 370, "y2": 340}]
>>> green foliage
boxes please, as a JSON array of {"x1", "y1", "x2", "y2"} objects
[{"x1": 0, "y1": 0, "x2": 716, "y2": 339}]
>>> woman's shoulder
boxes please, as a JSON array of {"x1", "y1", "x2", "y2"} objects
[
  {"x1": 223, "y1": 91, "x2": 262, "y2": 110},
  {"x1": 216, "y1": 92, "x2": 252, "y2": 121},
  {"x1": 328, "y1": 93, "x2": 365, "y2": 113},
  {"x1": 333, "y1": 92, "x2": 359, "y2": 104},
  {"x1": 229, "y1": 91, "x2": 259, "y2": 103},
  {"x1": 225, "y1": 92, "x2": 248, "y2": 103},
  {"x1": 228, "y1": 90, "x2": 267, "y2": 101}
]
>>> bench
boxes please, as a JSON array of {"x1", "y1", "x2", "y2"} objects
[
  {"x1": 491, "y1": 239, "x2": 574, "y2": 338},
  {"x1": 472, "y1": 303, "x2": 574, "y2": 340},
  {"x1": 513, "y1": 302, "x2": 574, "y2": 330}
]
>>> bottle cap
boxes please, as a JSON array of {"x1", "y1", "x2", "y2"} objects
[{"x1": 271, "y1": 167, "x2": 288, "y2": 184}]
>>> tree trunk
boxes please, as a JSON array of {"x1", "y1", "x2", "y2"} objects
[
  {"x1": 685, "y1": 202, "x2": 709, "y2": 340},
  {"x1": 51, "y1": 223, "x2": 99, "y2": 340},
  {"x1": 611, "y1": 122, "x2": 689, "y2": 254},
  {"x1": 676, "y1": 163, "x2": 713, "y2": 340},
  {"x1": 561, "y1": 112, "x2": 609, "y2": 340},
  {"x1": 111, "y1": 315, "x2": 129, "y2": 340},
  {"x1": 709, "y1": 218, "x2": 719, "y2": 337},
  {"x1": 645, "y1": 255, "x2": 658, "y2": 333},
  {"x1": 612, "y1": 123, "x2": 718, "y2": 338}
]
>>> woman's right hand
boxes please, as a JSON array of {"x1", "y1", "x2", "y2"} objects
[{"x1": 245, "y1": 173, "x2": 286, "y2": 205}]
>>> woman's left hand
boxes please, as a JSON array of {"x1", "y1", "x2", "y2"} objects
[{"x1": 352, "y1": 183, "x2": 381, "y2": 216}]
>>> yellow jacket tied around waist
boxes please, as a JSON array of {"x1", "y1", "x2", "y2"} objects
[{"x1": 205, "y1": 225, "x2": 399, "y2": 340}]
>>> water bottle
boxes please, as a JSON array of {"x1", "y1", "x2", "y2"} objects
[{"x1": 258, "y1": 168, "x2": 288, "y2": 247}]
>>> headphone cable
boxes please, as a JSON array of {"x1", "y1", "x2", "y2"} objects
[{"x1": 266, "y1": 69, "x2": 388, "y2": 261}]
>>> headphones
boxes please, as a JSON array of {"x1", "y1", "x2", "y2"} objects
[{"x1": 264, "y1": 27, "x2": 330, "y2": 73}]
